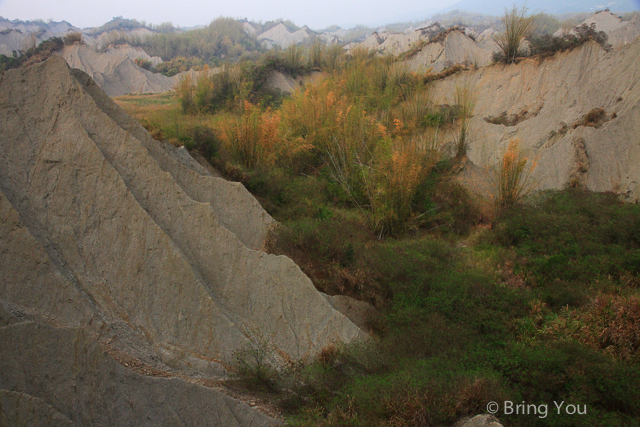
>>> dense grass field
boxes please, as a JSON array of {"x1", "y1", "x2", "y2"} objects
[{"x1": 115, "y1": 53, "x2": 640, "y2": 426}]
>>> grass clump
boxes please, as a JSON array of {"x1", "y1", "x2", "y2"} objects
[
  {"x1": 63, "y1": 32, "x2": 83, "y2": 45},
  {"x1": 572, "y1": 107, "x2": 610, "y2": 129},
  {"x1": 453, "y1": 82, "x2": 476, "y2": 158},
  {"x1": 175, "y1": 53, "x2": 304, "y2": 114},
  {"x1": 231, "y1": 339, "x2": 279, "y2": 392},
  {"x1": 173, "y1": 52, "x2": 475, "y2": 237},
  {"x1": 493, "y1": 5, "x2": 536, "y2": 64},
  {"x1": 218, "y1": 101, "x2": 281, "y2": 168},
  {"x1": 491, "y1": 139, "x2": 537, "y2": 209},
  {"x1": 133, "y1": 57, "x2": 153, "y2": 70},
  {"x1": 135, "y1": 54, "x2": 478, "y2": 236}
]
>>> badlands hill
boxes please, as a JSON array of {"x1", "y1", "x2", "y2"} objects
[
  {"x1": 57, "y1": 43, "x2": 178, "y2": 96},
  {"x1": 568, "y1": 9, "x2": 640, "y2": 47},
  {"x1": 2, "y1": 11, "x2": 637, "y2": 99},
  {"x1": 53, "y1": 11, "x2": 639, "y2": 98},
  {"x1": 429, "y1": 37, "x2": 640, "y2": 199},
  {"x1": 0, "y1": 17, "x2": 78, "y2": 56},
  {"x1": 257, "y1": 23, "x2": 338, "y2": 49},
  {"x1": 349, "y1": 24, "x2": 498, "y2": 72},
  {"x1": 351, "y1": 11, "x2": 640, "y2": 72},
  {"x1": 0, "y1": 17, "x2": 160, "y2": 55},
  {"x1": 0, "y1": 55, "x2": 365, "y2": 425},
  {"x1": 406, "y1": 28, "x2": 496, "y2": 72},
  {"x1": 348, "y1": 23, "x2": 498, "y2": 72}
]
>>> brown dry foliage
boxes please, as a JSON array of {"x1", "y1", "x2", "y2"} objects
[
  {"x1": 63, "y1": 32, "x2": 83, "y2": 45},
  {"x1": 542, "y1": 294, "x2": 640, "y2": 361},
  {"x1": 317, "y1": 344, "x2": 339, "y2": 366},
  {"x1": 423, "y1": 64, "x2": 468, "y2": 83},
  {"x1": 574, "y1": 295, "x2": 640, "y2": 360},
  {"x1": 572, "y1": 107, "x2": 610, "y2": 129},
  {"x1": 218, "y1": 101, "x2": 282, "y2": 168},
  {"x1": 376, "y1": 377, "x2": 505, "y2": 427}
]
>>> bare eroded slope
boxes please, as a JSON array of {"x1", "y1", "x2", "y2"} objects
[
  {"x1": 429, "y1": 39, "x2": 640, "y2": 199},
  {"x1": 0, "y1": 56, "x2": 365, "y2": 425}
]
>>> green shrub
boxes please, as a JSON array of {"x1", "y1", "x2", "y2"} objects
[
  {"x1": 262, "y1": 49, "x2": 307, "y2": 76},
  {"x1": 231, "y1": 338, "x2": 279, "y2": 392},
  {"x1": 154, "y1": 56, "x2": 204, "y2": 77},
  {"x1": 529, "y1": 23, "x2": 611, "y2": 56},
  {"x1": 134, "y1": 57, "x2": 152, "y2": 70},
  {"x1": 495, "y1": 189, "x2": 640, "y2": 311}
]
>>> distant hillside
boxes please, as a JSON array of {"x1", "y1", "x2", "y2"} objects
[
  {"x1": 88, "y1": 17, "x2": 179, "y2": 35},
  {"x1": 137, "y1": 17, "x2": 263, "y2": 64},
  {"x1": 0, "y1": 17, "x2": 79, "y2": 55},
  {"x1": 0, "y1": 17, "x2": 76, "y2": 34}
]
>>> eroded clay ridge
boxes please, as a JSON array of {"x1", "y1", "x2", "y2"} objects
[
  {"x1": 58, "y1": 44, "x2": 181, "y2": 97},
  {"x1": 0, "y1": 55, "x2": 364, "y2": 424},
  {"x1": 429, "y1": 38, "x2": 640, "y2": 199}
]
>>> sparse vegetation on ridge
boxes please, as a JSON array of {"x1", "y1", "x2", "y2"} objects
[
  {"x1": 138, "y1": 17, "x2": 263, "y2": 65},
  {"x1": 528, "y1": 23, "x2": 611, "y2": 57},
  {"x1": 0, "y1": 36, "x2": 63, "y2": 71},
  {"x1": 492, "y1": 9, "x2": 612, "y2": 63},
  {"x1": 88, "y1": 16, "x2": 152, "y2": 34}
]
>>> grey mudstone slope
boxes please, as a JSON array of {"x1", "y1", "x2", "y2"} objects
[
  {"x1": 557, "y1": 11, "x2": 640, "y2": 48},
  {"x1": 406, "y1": 30, "x2": 496, "y2": 72},
  {"x1": 0, "y1": 55, "x2": 365, "y2": 425},
  {"x1": 428, "y1": 38, "x2": 640, "y2": 199},
  {"x1": 0, "y1": 323, "x2": 274, "y2": 427},
  {"x1": 257, "y1": 24, "x2": 331, "y2": 49},
  {"x1": 0, "y1": 389, "x2": 75, "y2": 427},
  {"x1": 58, "y1": 44, "x2": 181, "y2": 97},
  {"x1": 350, "y1": 24, "x2": 498, "y2": 71}
]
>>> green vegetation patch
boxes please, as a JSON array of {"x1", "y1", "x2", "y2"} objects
[
  {"x1": 139, "y1": 17, "x2": 263, "y2": 65},
  {"x1": 118, "y1": 51, "x2": 640, "y2": 425}
]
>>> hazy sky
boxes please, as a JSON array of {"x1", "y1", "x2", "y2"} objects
[{"x1": 0, "y1": 0, "x2": 460, "y2": 29}]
